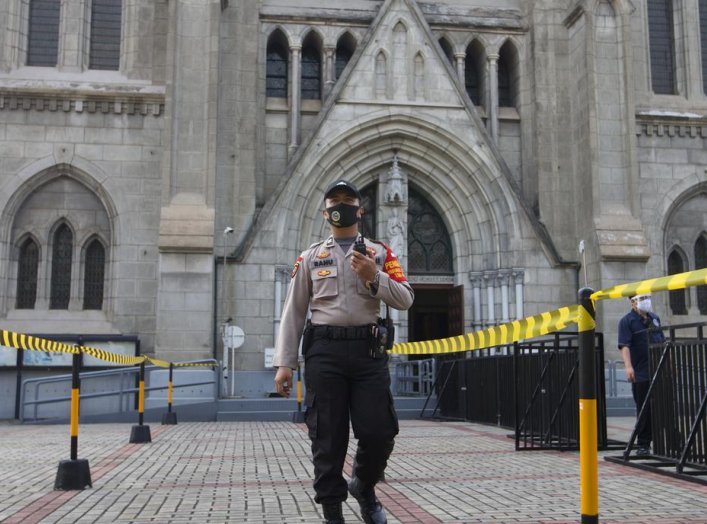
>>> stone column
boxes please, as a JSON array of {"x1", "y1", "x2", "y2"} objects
[
  {"x1": 486, "y1": 53, "x2": 499, "y2": 143},
  {"x1": 156, "y1": 0, "x2": 220, "y2": 362},
  {"x1": 469, "y1": 271, "x2": 483, "y2": 330},
  {"x1": 499, "y1": 270, "x2": 510, "y2": 323},
  {"x1": 483, "y1": 271, "x2": 496, "y2": 327},
  {"x1": 382, "y1": 154, "x2": 408, "y2": 345},
  {"x1": 288, "y1": 45, "x2": 302, "y2": 156},
  {"x1": 512, "y1": 269, "x2": 524, "y2": 319},
  {"x1": 454, "y1": 52, "x2": 466, "y2": 86},
  {"x1": 323, "y1": 47, "x2": 335, "y2": 98}
]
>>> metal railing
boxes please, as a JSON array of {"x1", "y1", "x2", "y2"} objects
[
  {"x1": 606, "y1": 322, "x2": 707, "y2": 485},
  {"x1": 394, "y1": 358, "x2": 435, "y2": 396},
  {"x1": 423, "y1": 333, "x2": 613, "y2": 451},
  {"x1": 20, "y1": 359, "x2": 219, "y2": 422}
]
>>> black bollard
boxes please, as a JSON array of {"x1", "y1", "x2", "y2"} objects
[
  {"x1": 55, "y1": 350, "x2": 92, "y2": 490},
  {"x1": 130, "y1": 361, "x2": 152, "y2": 443},
  {"x1": 162, "y1": 362, "x2": 178, "y2": 425}
]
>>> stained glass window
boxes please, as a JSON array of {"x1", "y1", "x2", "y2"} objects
[
  {"x1": 301, "y1": 43, "x2": 321, "y2": 100},
  {"x1": 695, "y1": 235, "x2": 707, "y2": 314},
  {"x1": 16, "y1": 239, "x2": 39, "y2": 309},
  {"x1": 266, "y1": 32, "x2": 288, "y2": 98},
  {"x1": 360, "y1": 184, "x2": 377, "y2": 240},
  {"x1": 667, "y1": 249, "x2": 687, "y2": 314},
  {"x1": 407, "y1": 187, "x2": 453, "y2": 274},
  {"x1": 83, "y1": 240, "x2": 105, "y2": 310},
  {"x1": 89, "y1": 0, "x2": 122, "y2": 70},
  {"x1": 50, "y1": 224, "x2": 73, "y2": 309}
]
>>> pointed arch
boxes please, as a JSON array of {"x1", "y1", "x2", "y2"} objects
[
  {"x1": 335, "y1": 32, "x2": 357, "y2": 80},
  {"x1": 465, "y1": 39, "x2": 485, "y2": 106},
  {"x1": 407, "y1": 186, "x2": 454, "y2": 275},
  {"x1": 438, "y1": 36, "x2": 454, "y2": 66},
  {"x1": 413, "y1": 51, "x2": 425, "y2": 100},
  {"x1": 50, "y1": 222, "x2": 73, "y2": 310},
  {"x1": 16, "y1": 235, "x2": 40, "y2": 309},
  {"x1": 695, "y1": 233, "x2": 707, "y2": 314},
  {"x1": 498, "y1": 39, "x2": 519, "y2": 108},
  {"x1": 83, "y1": 236, "x2": 106, "y2": 310},
  {"x1": 667, "y1": 246, "x2": 688, "y2": 314},
  {"x1": 266, "y1": 28, "x2": 289, "y2": 98},
  {"x1": 375, "y1": 50, "x2": 388, "y2": 98},
  {"x1": 302, "y1": 30, "x2": 323, "y2": 100}
]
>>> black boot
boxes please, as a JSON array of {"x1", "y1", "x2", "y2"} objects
[
  {"x1": 348, "y1": 476, "x2": 387, "y2": 524},
  {"x1": 322, "y1": 502, "x2": 344, "y2": 524}
]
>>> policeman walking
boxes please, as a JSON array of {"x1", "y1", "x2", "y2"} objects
[{"x1": 274, "y1": 180, "x2": 414, "y2": 524}]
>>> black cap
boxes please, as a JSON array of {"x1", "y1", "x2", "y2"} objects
[{"x1": 324, "y1": 179, "x2": 362, "y2": 202}]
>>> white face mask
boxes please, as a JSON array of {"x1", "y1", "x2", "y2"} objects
[{"x1": 634, "y1": 296, "x2": 653, "y2": 314}]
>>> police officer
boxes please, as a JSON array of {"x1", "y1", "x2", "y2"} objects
[{"x1": 274, "y1": 180, "x2": 414, "y2": 524}]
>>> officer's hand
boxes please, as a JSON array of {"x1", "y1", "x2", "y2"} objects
[
  {"x1": 274, "y1": 366, "x2": 293, "y2": 397},
  {"x1": 625, "y1": 366, "x2": 635, "y2": 383},
  {"x1": 351, "y1": 250, "x2": 377, "y2": 282}
]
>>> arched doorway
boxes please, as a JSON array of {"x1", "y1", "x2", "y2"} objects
[{"x1": 360, "y1": 181, "x2": 462, "y2": 346}]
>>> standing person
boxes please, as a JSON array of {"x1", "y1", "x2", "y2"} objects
[
  {"x1": 618, "y1": 293, "x2": 665, "y2": 456},
  {"x1": 273, "y1": 180, "x2": 414, "y2": 524}
]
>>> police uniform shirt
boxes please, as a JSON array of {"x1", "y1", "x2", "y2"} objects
[{"x1": 273, "y1": 236, "x2": 414, "y2": 369}]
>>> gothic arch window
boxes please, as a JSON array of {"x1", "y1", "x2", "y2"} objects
[
  {"x1": 335, "y1": 32, "x2": 356, "y2": 80},
  {"x1": 438, "y1": 37, "x2": 454, "y2": 66},
  {"x1": 375, "y1": 51, "x2": 387, "y2": 97},
  {"x1": 83, "y1": 239, "x2": 105, "y2": 310},
  {"x1": 16, "y1": 238, "x2": 40, "y2": 309},
  {"x1": 667, "y1": 248, "x2": 688, "y2": 314},
  {"x1": 465, "y1": 40, "x2": 485, "y2": 106},
  {"x1": 407, "y1": 187, "x2": 453, "y2": 274},
  {"x1": 266, "y1": 30, "x2": 289, "y2": 98},
  {"x1": 50, "y1": 223, "x2": 73, "y2": 309},
  {"x1": 413, "y1": 52, "x2": 425, "y2": 100},
  {"x1": 498, "y1": 40, "x2": 519, "y2": 108},
  {"x1": 359, "y1": 184, "x2": 378, "y2": 240},
  {"x1": 696, "y1": 234, "x2": 707, "y2": 314},
  {"x1": 302, "y1": 32, "x2": 322, "y2": 100},
  {"x1": 89, "y1": 0, "x2": 123, "y2": 70},
  {"x1": 647, "y1": 0, "x2": 676, "y2": 94},
  {"x1": 27, "y1": 0, "x2": 61, "y2": 66}
]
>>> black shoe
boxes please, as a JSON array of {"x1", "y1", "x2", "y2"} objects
[
  {"x1": 322, "y1": 502, "x2": 344, "y2": 524},
  {"x1": 348, "y1": 477, "x2": 387, "y2": 524},
  {"x1": 635, "y1": 446, "x2": 651, "y2": 457}
]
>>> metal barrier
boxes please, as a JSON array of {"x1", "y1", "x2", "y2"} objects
[
  {"x1": 20, "y1": 360, "x2": 219, "y2": 422},
  {"x1": 426, "y1": 333, "x2": 614, "y2": 451},
  {"x1": 606, "y1": 323, "x2": 707, "y2": 485},
  {"x1": 394, "y1": 358, "x2": 435, "y2": 396}
]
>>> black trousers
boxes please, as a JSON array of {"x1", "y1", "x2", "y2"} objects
[
  {"x1": 304, "y1": 336, "x2": 399, "y2": 504},
  {"x1": 632, "y1": 380, "x2": 652, "y2": 447}
]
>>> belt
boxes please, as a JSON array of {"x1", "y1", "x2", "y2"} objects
[{"x1": 310, "y1": 324, "x2": 372, "y2": 340}]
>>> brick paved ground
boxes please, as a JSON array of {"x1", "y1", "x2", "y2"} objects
[{"x1": 1, "y1": 418, "x2": 706, "y2": 523}]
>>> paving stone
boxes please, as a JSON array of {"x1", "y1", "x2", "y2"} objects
[{"x1": 0, "y1": 418, "x2": 705, "y2": 523}]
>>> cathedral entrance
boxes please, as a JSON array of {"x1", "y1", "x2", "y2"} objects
[{"x1": 409, "y1": 285, "x2": 464, "y2": 348}]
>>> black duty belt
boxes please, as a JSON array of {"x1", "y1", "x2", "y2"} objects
[{"x1": 311, "y1": 324, "x2": 371, "y2": 340}]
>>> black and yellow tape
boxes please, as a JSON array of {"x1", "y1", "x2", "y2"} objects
[
  {"x1": 0, "y1": 329, "x2": 214, "y2": 369},
  {"x1": 590, "y1": 268, "x2": 707, "y2": 301},
  {"x1": 391, "y1": 305, "x2": 580, "y2": 355},
  {"x1": 392, "y1": 267, "x2": 707, "y2": 356}
]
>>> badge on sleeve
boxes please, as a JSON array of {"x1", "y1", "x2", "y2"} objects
[
  {"x1": 382, "y1": 244, "x2": 408, "y2": 282},
  {"x1": 291, "y1": 256, "x2": 303, "y2": 278}
]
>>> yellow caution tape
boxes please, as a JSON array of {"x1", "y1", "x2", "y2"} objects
[
  {"x1": 590, "y1": 268, "x2": 707, "y2": 301},
  {"x1": 391, "y1": 305, "x2": 580, "y2": 355},
  {"x1": 0, "y1": 329, "x2": 215, "y2": 368}
]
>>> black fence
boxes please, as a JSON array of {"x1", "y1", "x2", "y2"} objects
[
  {"x1": 606, "y1": 323, "x2": 707, "y2": 485},
  {"x1": 428, "y1": 332, "x2": 612, "y2": 451}
]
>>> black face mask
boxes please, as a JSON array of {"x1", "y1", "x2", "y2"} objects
[{"x1": 326, "y1": 202, "x2": 360, "y2": 228}]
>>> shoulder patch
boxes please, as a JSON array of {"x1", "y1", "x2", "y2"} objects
[
  {"x1": 382, "y1": 244, "x2": 407, "y2": 282},
  {"x1": 291, "y1": 255, "x2": 303, "y2": 278}
]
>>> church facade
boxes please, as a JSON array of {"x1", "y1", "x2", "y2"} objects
[{"x1": 0, "y1": 0, "x2": 705, "y2": 370}]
